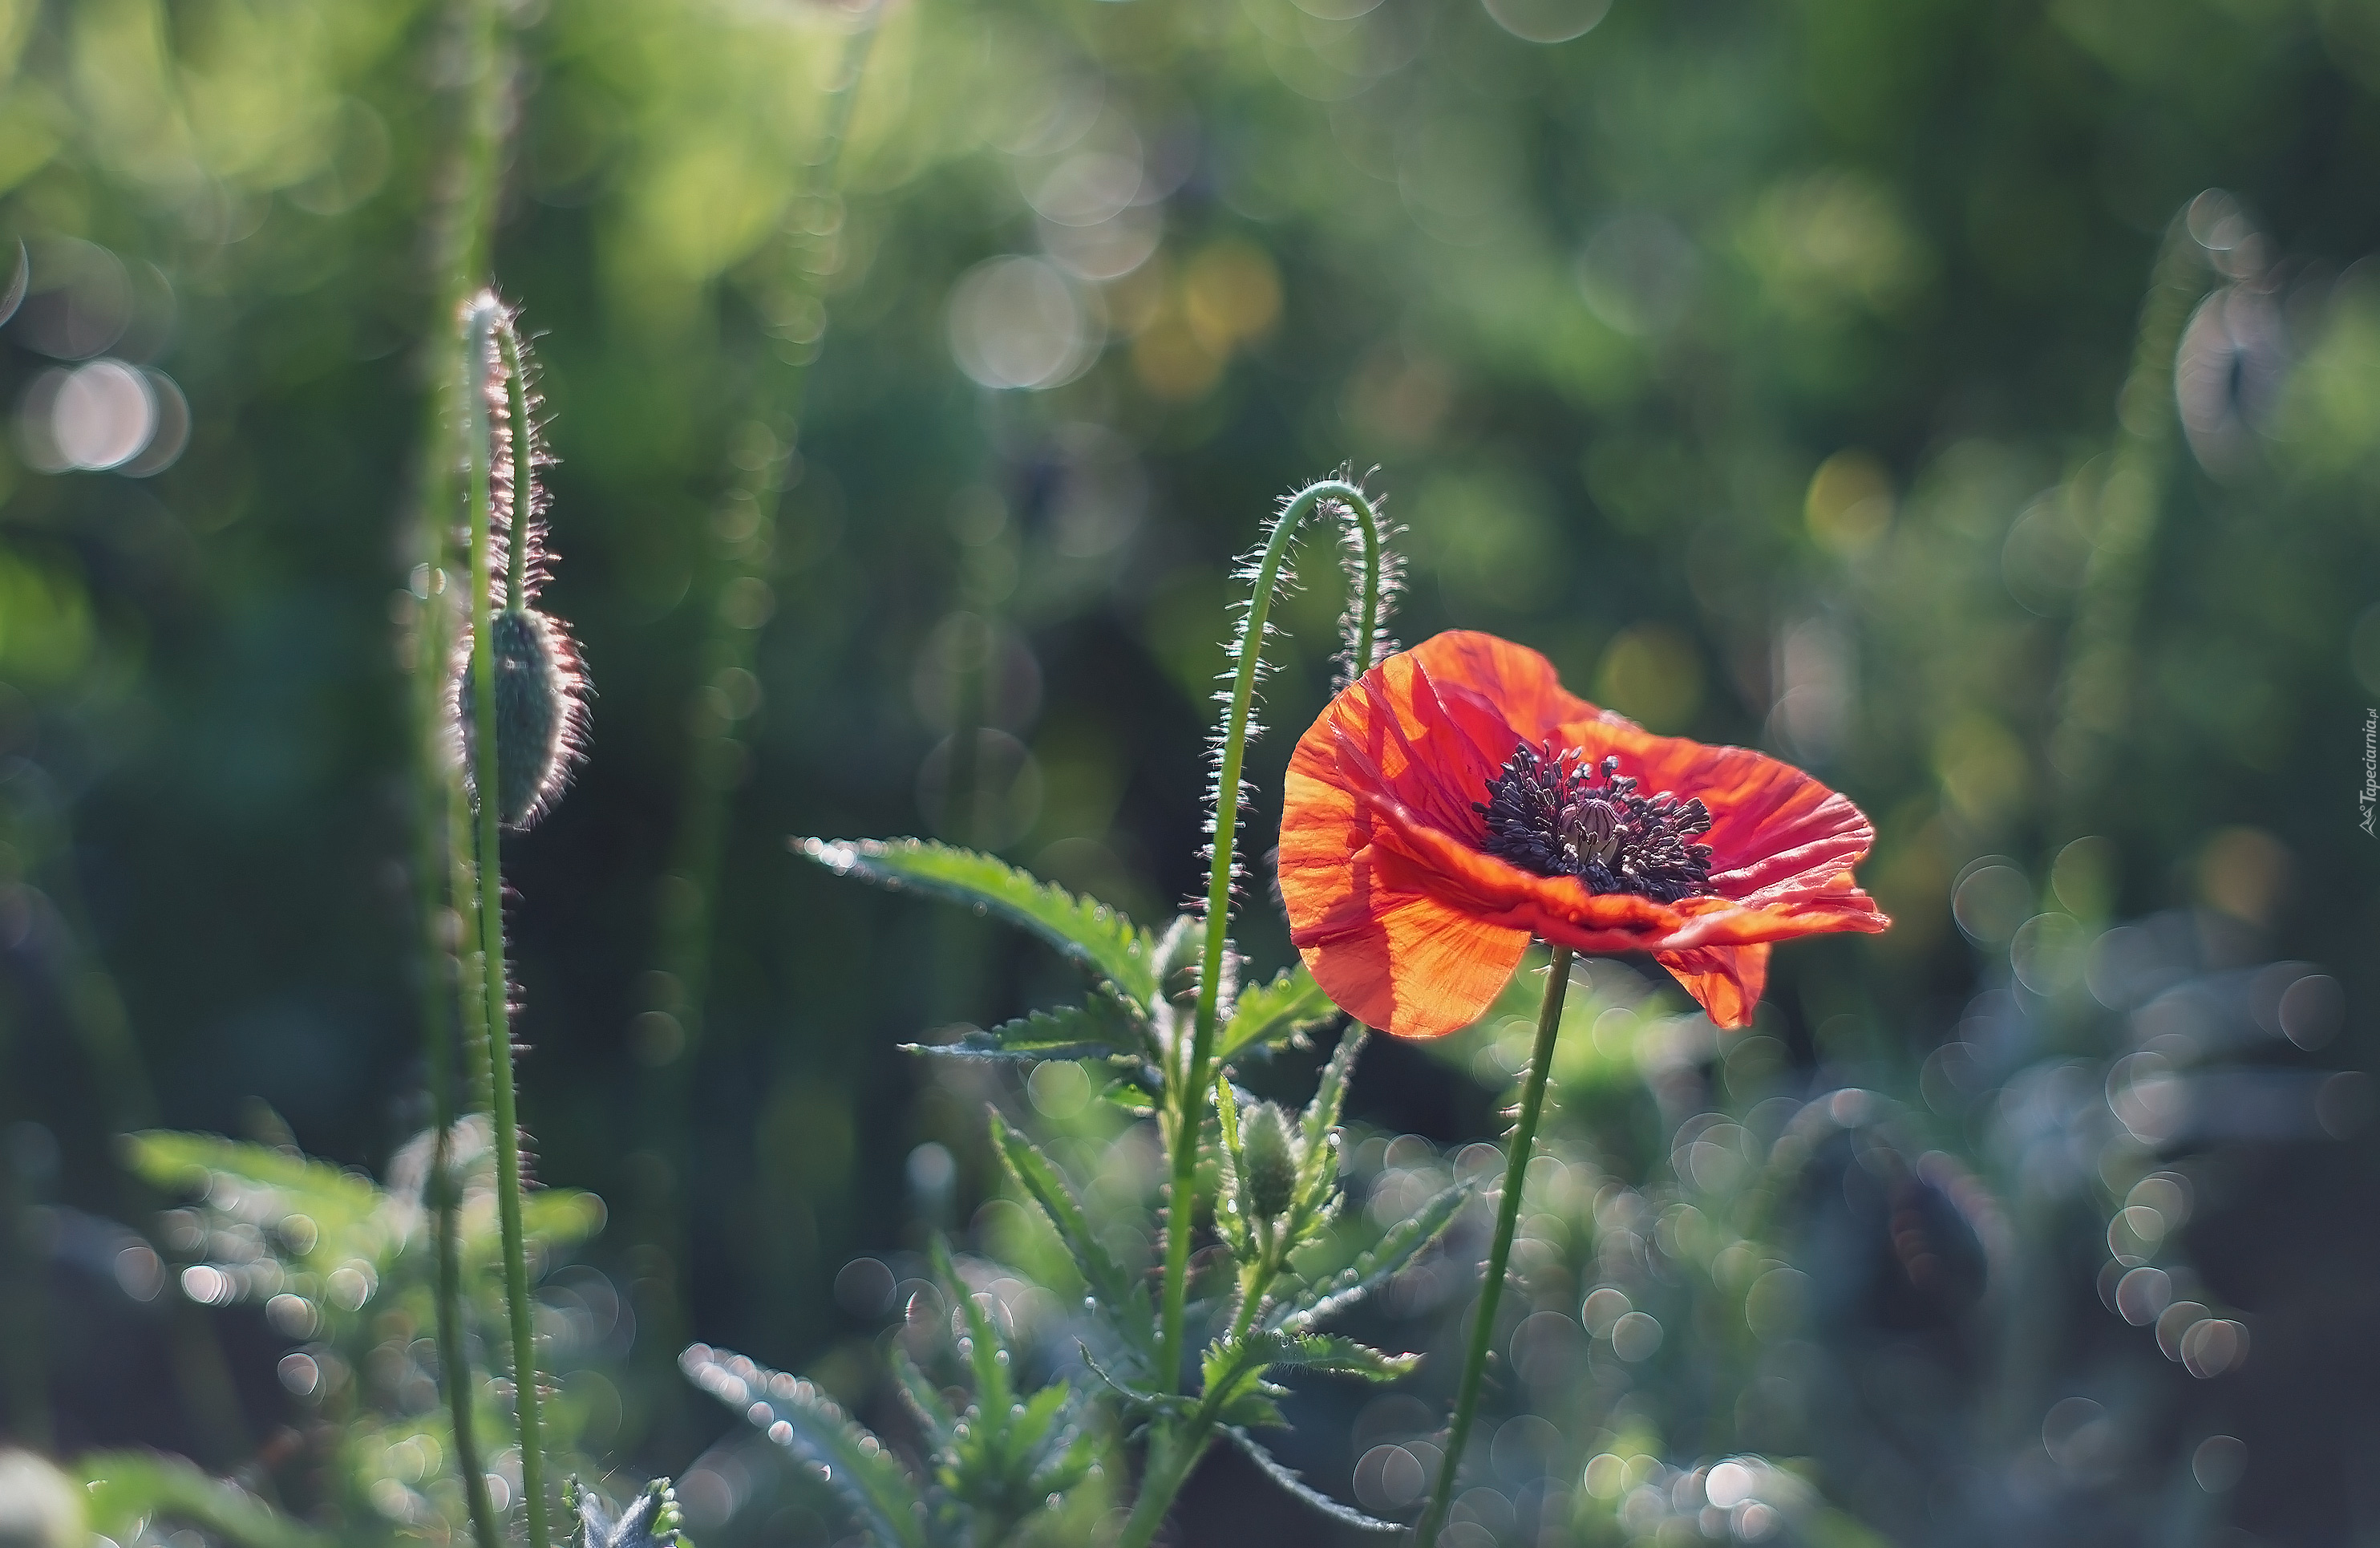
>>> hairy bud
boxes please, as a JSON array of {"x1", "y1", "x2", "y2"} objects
[
  {"x1": 458, "y1": 606, "x2": 589, "y2": 829},
  {"x1": 1240, "y1": 1101, "x2": 1299, "y2": 1222}
]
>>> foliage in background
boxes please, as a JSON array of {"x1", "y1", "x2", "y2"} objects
[{"x1": 0, "y1": 0, "x2": 2373, "y2": 1542}]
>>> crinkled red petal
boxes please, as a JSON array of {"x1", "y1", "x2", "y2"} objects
[{"x1": 1280, "y1": 630, "x2": 1887, "y2": 1035}]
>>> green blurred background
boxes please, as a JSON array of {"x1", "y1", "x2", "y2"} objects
[{"x1": 2, "y1": 0, "x2": 2377, "y2": 1541}]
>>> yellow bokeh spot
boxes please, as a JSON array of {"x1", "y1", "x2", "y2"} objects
[
  {"x1": 1804, "y1": 449, "x2": 1895, "y2": 552},
  {"x1": 0, "y1": 547, "x2": 92, "y2": 687},
  {"x1": 1593, "y1": 625, "x2": 1703, "y2": 731},
  {"x1": 1131, "y1": 314, "x2": 1224, "y2": 401},
  {"x1": 2197, "y1": 827, "x2": 2288, "y2": 925},
  {"x1": 1181, "y1": 240, "x2": 1281, "y2": 356},
  {"x1": 1932, "y1": 714, "x2": 2028, "y2": 822}
]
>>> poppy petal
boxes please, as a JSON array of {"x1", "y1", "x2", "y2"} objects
[
  {"x1": 1281, "y1": 630, "x2": 1887, "y2": 1039},
  {"x1": 1652, "y1": 943, "x2": 1771, "y2": 1029},
  {"x1": 1295, "y1": 889, "x2": 1530, "y2": 1039}
]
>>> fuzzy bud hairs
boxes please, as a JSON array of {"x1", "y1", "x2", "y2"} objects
[{"x1": 451, "y1": 293, "x2": 590, "y2": 830}]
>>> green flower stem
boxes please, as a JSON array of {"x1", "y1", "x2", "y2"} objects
[
  {"x1": 1416, "y1": 945, "x2": 1573, "y2": 1548},
  {"x1": 1158, "y1": 477, "x2": 1385, "y2": 1398},
  {"x1": 1116, "y1": 1424, "x2": 1205, "y2": 1548},
  {"x1": 414, "y1": 4, "x2": 514, "y2": 1544},
  {"x1": 465, "y1": 297, "x2": 552, "y2": 1548}
]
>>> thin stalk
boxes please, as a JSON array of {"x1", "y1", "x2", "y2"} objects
[
  {"x1": 1157, "y1": 478, "x2": 1384, "y2": 1393},
  {"x1": 413, "y1": 2, "x2": 513, "y2": 1541},
  {"x1": 638, "y1": 10, "x2": 883, "y2": 1390},
  {"x1": 1415, "y1": 946, "x2": 1573, "y2": 1548},
  {"x1": 2047, "y1": 211, "x2": 2208, "y2": 829},
  {"x1": 465, "y1": 298, "x2": 552, "y2": 1548},
  {"x1": 429, "y1": 1108, "x2": 497, "y2": 1548}
]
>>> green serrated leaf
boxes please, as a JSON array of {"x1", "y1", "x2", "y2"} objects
[
  {"x1": 1204, "y1": 1330, "x2": 1417, "y2": 1412},
  {"x1": 1222, "y1": 1428, "x2": 1406, "y2": 1533},
  {"x1": 680, "y1": 1343, "x2": 925, "y2": 1548},
  {"x1": 799, "y1": 839, "x2": 1157, "y2": 1010},
  {"x1": 988, "y1": 1112, "x2": 1131, "y2": 1311},
  {"x1": 1277, "y1": 1181, "x2": 1467, "y2": 1332},
  {"x1": 1297, "y1": 1029, "x2": 1365, "y2": 1182},
  {"x1": 1210, "y1": 1076, "x2": 1258, "y2": 1259},
  {"x1": 1216, "y1": 962, "x2": 1340, "y2": 1064},
  {"x1": 904, "y1": 995, "x2": 1140, "y2": 1064},
  {"x1": 1214, "y1": 1390, "x2": 1288, "y2": 1429},
  {"x1": 81, "y1": 1451, "x2": 329, "y2": 1548}
]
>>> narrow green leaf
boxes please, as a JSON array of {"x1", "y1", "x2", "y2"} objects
[
  {"x1": 903, "y1": 996, "x2": 1140, "y2": 1064},
  {"x1": 1217, "y1": 962, "x2": 1340, "y2": 1064},
  {"x1": 931, "y1": 1238, "x2": 1012, "y2": 1418},
  {"x1": 123, "y1": 1132, "x2": 383, "y2": 1265},
  {"x1": 1214, "y1": 1390, "x2": 1288, "y2": 1429},
  {"x1": 1027, "y1": 1424, "x2": 1101, "y2": 1499},
  {"x1": 1204, "y1": 1330, "x2": 1417, "y2": 1411},
  {"x1": 988, "y1": 1112, "x2": 1131, "y2": 1310},
  {"x1": 1222, "y1": 1428, "x2": 1406, "y2": 1534},
  {"x1": 1079, "y1": 1343, "x2": 1186, "y2": 1416},
  {"x1": 1004, "y1": 1382, "x2": 1070, "y2": 1463},
  {"x1": 1297, "y1": 1028, "x2": 1365, "y2": 1176},
  {"x1": 1277, "y1": 1181, "x2": 1467, "y2": 1332},
  {"x1": 1210, "y1": 1076, "x2": 1258, "y2": 1259},
  {"x1": 680, "y1": 1343, "x2": 925, "y2": 1548},
  {"x1": 889, "y1": 1347, "x2": 957, "y2": 1449},
  {"x1": 1249, "y1": 1331, "x2": 1419, "y2": 1380},
  {"x1": 81, "y1": 1452, "x2": 330, "y2": 1548},
  {"x1": 798, "y1": 838, "x2": 1157, "y2": 1010}
]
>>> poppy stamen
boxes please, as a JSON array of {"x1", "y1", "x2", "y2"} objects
[{"x1": 1474, "y1": 743, "x2": 1716, "y2": 902}]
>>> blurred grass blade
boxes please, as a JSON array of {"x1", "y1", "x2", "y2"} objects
[
  {"x1": 889, "y1": 1346, "x2": 958, "y2": 1447},
  {"x1": 81, "y1": 1452, "x2": 330, "y2": 1548},
  {"x1": 124, "y1": 1132, "x2": 384, "y2": 1263},
  {"x1": 680, "y1": 1343, "x2": 926, "y2": 1548},
  {"x1": 797, "y1": 838, "x2": 1158, "y2": 1010}
]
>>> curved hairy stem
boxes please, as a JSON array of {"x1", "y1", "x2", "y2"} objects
[
  {"x1": 500, "y1": 321, "x2": 532, "y2": 607},
  {"x1": 464, "y1": 296, "x2": 551, "y2": 1548},
  {"x1": 1416, "y1": 946, "x2": 1572, "y2": 1547},
  {"x1": 1157, "y1": 477, "x2": 1386, "y2": 1392}
]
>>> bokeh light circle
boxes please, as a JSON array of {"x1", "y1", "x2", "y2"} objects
[
  {"x1": 1479, "y1": 0, "x2": 1612, "y2": 43},
  {"x1": 946, "y1": 257, "x2": 1099, "y2": 391}
]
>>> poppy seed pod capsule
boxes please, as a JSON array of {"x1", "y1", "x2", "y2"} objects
[
  {"x1": 1240, "y1": 1101, "x2": 1299, "y2": 1222},
  {"x1": 458, "y1": 606, "x2": 589, "y2": 829}
]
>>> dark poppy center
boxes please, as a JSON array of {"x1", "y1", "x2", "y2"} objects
[{"x1": 1473, "y1": 742, "x2": 1716, "y2": 902}]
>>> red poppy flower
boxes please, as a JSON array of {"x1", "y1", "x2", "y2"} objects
[{"x1": 1279, "y1": 630, "x2": 1888, "y2": 1036}]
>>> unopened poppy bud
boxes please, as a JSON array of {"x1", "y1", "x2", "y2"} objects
[
  {"x1": 1240, "y1": 1101, "x2": 1298, "y2": 1222},
  {"x1": 459, "y1": 606, "x2": 589, "y2": 829}
]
